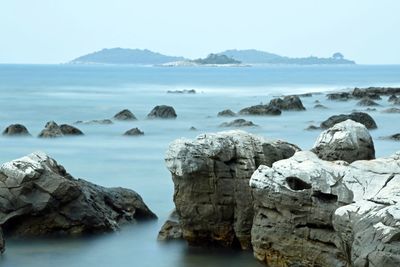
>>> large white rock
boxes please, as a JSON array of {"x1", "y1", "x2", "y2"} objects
[{"x1": 312, "y1": 119, "x2": 375, "y2": 163}]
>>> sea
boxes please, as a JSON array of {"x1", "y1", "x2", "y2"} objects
[{"x1": 0, "y1": 64, "x2": 399, "y2": 267}]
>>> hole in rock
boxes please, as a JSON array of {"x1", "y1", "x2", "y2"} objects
[
  {"x1": 286, "y1": 177, "x2": 312, "y2": 191},
  {"x1": 312, "y1": 191, "x2": 338, "y2": 203}
]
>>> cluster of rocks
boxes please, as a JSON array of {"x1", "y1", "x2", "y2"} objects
[
  {"x1": 161, "y1": 121, "x2": 400, "y2": 266},
  {"x1": 0, "y1": 152, "x2": 156, "y2": 253},
  {"x1": 327, "y1": 87, "x2": 400, "y2": 103}
]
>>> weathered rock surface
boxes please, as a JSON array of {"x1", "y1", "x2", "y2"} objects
[
  {"x1": 123, "y1": 128, "x2": 144, "y2": 136},
  {"x1": 157, "y1": 210, "x2": 182, "y2": 241},
  {"x1": 0, "y1": 152, "x2": 156, "y2": 237},
  {"x1": 113, "y1": 109, "x2": 137, "y2": 121},
  {"x1": 320, "y1": 112, "x2": 377, "y2": 129},
  {"x1": 357, "y1": 97, "x2": 379, "y2": 106},
  {"x1": 239, "y1": 105, "x2": 281, "y2": 116},
  {"x1": 312, "y1": 120, "x2": 375, "y2": 163},
  {"x1": 147, "y1": 105, "x2": 177, "y2": 119},
  {"x1": 269, "y1": 95, "x2": 306, "y2": 111},
  {"x1": 60, "y1": 124, "x2": 84, "y2": 136},
  {"x1": 2, "y1": 124, "x2": 31, "y2": 136},
  {"x1": 38, "y1": 121, "x2": 63, "y2": 138},
  {"x1": 219, "y1": 119, "x2": 258, "y2": 128},
  {"x1": 250, "y1": 150, "x2": 400, "y2": 267},
  {"x1": 217, "y1": 109, "x2": 236, "y2": 117},
  {"x1": 165, "y1": 130, "x2": 300, "y2": 249},
  {"x1": 74, "y1": 119, "x2": 113, "y2": 125}
]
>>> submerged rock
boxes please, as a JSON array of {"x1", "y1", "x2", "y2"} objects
[
  {"x1": 217, "y1": 109, "x2": 236, "y2": 117},
  {"x1": 165, "y1": 130, "x2": 299, "y2": 249},
  {"x1": 38, "y1": 121, "x2": 63, "y2": 138},
  {"x1": 388, "y1": 94, "x2": 398, "y2": 102},
  {"x1": 327, "y1": 92, "x2": 352, "y2": 101},
  {"x1": 314, "y1": 104, "x2": 328, "y2": 109},
  {"x1": 2, "y1": 124, "x2": 31, "y2": 136},
  {"x1": 60, "y1": 124, "x2": 84, "y2": 136},
  {"x1": 74, "y1": 119, "x2": 113, "y2": 125},
  {"x1": 305, "y1": 125, "x2": 320, "y2": 131},
  {"x1": 0, "y1": 152, "x2": 156, "y2": 237},
  {"x1": 219, "y1": 119, "x2": 258, "y2": 127},
  {"x1": 312, "y1": 120, "x2": 375, "y2": 163},
  {"x1": 320, "y1": 112, "x2": 377, "y2": 129},
  {"x1": 269, "y1": 95, "x2": 306, "y2": 111},
  {"x1": 239, "y1": 105, "x2": 281, "y2": 116},
  {"x1": 123, "y1": 128, "x2": 144, "y2": 136},
  {"x1": 357, "y1": 97, "x2": 380, "y2": 106},
  {"x1": 147, "y1": 105, "x2": 177, "y2": 119},
  {"x1": 381, "y1": 133, "x2": 400, "y2": 141},
  {"x1": 382, "y1": 107, "x2": 400, "y2": 113},
  {"x1": 113, "y1": 109, "x2": 137, "y2": 121},
  {"x1": 167, "y1": 89, "x2": 196, "y2": 94}
]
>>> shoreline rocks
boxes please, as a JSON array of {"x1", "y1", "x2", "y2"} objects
[
  {"x1": 269, "y1": 95, "x2": 306, "y2": 111},
  {"x1": 113, "y1": 109, "x2": 137, "y2": 121},
  {"x1": 320, "y1": 112, "x2": 377, "y2": 129},
  {"x1": 217, "y1": 109, "x2": 236, "y2": 117},
  {"x1": 124, "y1": 128, "x2": 144, "y2": 136},
  {"x1": 147, "y1": 105, "x2": 177, "y2": 119},
  {"x1": 219, "y1": 119, "x2": 258, "y2": 127},
  {"x1": 239, "y1": 105, "x2": 281, "y2": 116},
  {"x1": 60, "y1": 124, "x2": 84, "y2": 136},
  {"x1": 38, "y1": 121, "x2": 64, "y2": 138},
  {"x1": 2, "y1": 124, "x2": 31, "y2": 136}
]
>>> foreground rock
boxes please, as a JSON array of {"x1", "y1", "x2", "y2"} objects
[
  {"x1": 60, "y1": 124, "x2": 84, "y2": 136},
  {"x1": 123, "y1": 128, "x2": 144, "y2": 136},
  {"x1": 239, "y1": 105, "x2": 281, "y2": 116},
  {"x1": 320, "y1": 112, "x2": 377, "y2": 129},
  {"x1": 74, "y1": 119, "x2": 113, "y2": 125},
  {"x1": 147, "y1": 105, "x2": 177, "y2": 119},
  {"x1": 0, "y1": 152, "x2": 156, "y2": 237},
  {"x1": 113, "y1": 109, "x2": 137, "y2": 121},
  {"x1": 38, "y1": 121, "x2": 63, "y2": 138},
  {"x1": 217, "y1": 109, "x2": 236, "y2": 117},
  {"x1": 269, "y1": 95, "x2": 306, "y2": 111},
  {"x1": 2, "y1": 124, "x2": 31, "y2": 136},
  {"x1": 219, "y1": 119, "x2": 258, "y2": 128},
  {"x1": 250, "y1": 151, "x2": 400, "y2": 267},
  {"x1": 312, "y1": 120, "x2": 375, "y2": 163},
  {"x1": 165, "y1": 130, "x2": 299, "y2": 249}
]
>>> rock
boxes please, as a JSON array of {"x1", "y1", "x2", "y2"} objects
[
  {"x1": 60, "y1": 124, "x2": 84, "y2": 136},
  {"x1": 382, "y1": 107, "x2": 400, "y2": 113},
  {"x1": 311, "y1": 120, "x2": 375, "y2": 163},
  {"x1": 269, "y1": 95, "x2": 306, "y2": 111},
  {"x1": 239, "y1": 105, "x2": 281, "y2": 116},
  {"x1": 393, "y1": 98, "x2": 400, "y2": 105},
  {"x1": 357, "y1": 97, "x2": 380, "y2": 106},
  {"x1": 388, "y1": 94, "x2": 398, "y2": 102},
  {"x1": 189, "y1": 126, "x2": 197, "y2": 131},
  {"x1": 0, "y1": 228, "x2": 4, "y2": 254},
  {"x1": 314, "y1": 104, "x2": 328, "y2": 109},
  {"x1": 250, "y1": 150, "x2": 400, "y2": 267},
  {"x1": 147, "y1": 105, "x2": 177, "y2": 119},
  {"x1": 296, "y1": 93, "x2": 313, "y2": 97},
  {"x1": 314, "y1": 100, "x2": 321, "y2": 104},
  {"x1": 113, "y1": 109, "x2": 137, "y2": 121},
  {"x1": 123, "y1": 128, "x2": 144, "y2": 136},
  {"x1": 2, "y1": 124, "x2": 31, "y2": 136},
  {"x1": 250, "y1": 151, "x2": 353, "y2": 267},
  {"x1": 165, "y1": 130, "x2": 300, "y2": 249},
  {"x1": 74, "y1": 119, "x2": 113, "y2": 125},
  {"x1": 327, "y1": 92, "x2": 352, "y2": 101},
  {"x1": 366, "y1": 108, "x2": 377, "y2": 112},
  {"x1": 217, "y1": 109, "x2": 236, "y2": 117},
  {"x1": 381, "y1": 133, "x2": 400, "y2": 141},
  {"x1": 167, "y1": 89, "x2": 196, "y2": 94},
  {"x1": 352, "y1": 87, "x2": 400, "y2": 97},
  {"x1": 305, "y1": 125, "x2": 320, "y2": 131},
  {"x1": 320, "y1": 112, "x2": 377, "y2": 129},
  {"x1": 38, "y1": 121, "x2": 63, "y2": 138},
  {"x1": 157, "y1": 210, "x2": 182, "y2": 241},
  {"x1": 0, "y1": 152, "x2": 156, "y2": 237},
  {"x1": 219, "y1": 119, "x2": 258, "y2": 127}
]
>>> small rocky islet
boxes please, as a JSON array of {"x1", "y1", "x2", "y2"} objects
[{"x1": 1, "y1": 87, "x2": 400, "y2": 266}]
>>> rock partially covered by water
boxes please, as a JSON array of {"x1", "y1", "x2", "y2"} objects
[
  {"x1": 269, "y1": 95, "x2": 306, "y2": 111},
  {"x1": 157, "y1": 210, "x2": 182, "y2": 241},
  {"x1": 60, "y1": 124, "x2": 84, "y2": 136},
  {"x1": 327, "y1": 92, "x2": 352, "y2": 101},
  {"x1": 388, "y1": 94, "x2": 398, "y2": 102},
  {"x1": 250, "y1": 151, "x2": 353, "y2": 267},
  {"x1": 382, "y1": 107, "x2": 400, "y2": 113},
  {"x1": 123, "y1": 128, "x2": 144, "y2": 136},
  {"x1": 0, "y1": 152, "x2": 156, "y2": 237},
  {"x1": 219, "y1": 119, "x2": 258, "y2": 128},
  {"x1": 320, "y1": 112, "x2": 377, "y2": 129},
  {"x1": 357, "y1": 97, "x2": 380, "y2": 106},
  {"x1": 165, "y1": 130, "x2": 299, "y2": 249},
  {"x1": 113, "y1": 109, "x2": 137, "y2": 121},
  {"x1": 147, "y1": 105, "x2": 177, "y2": 119},
  {"x1": 2, "y1": 124, "x2": 31, "y2": 136},
  {"x1": 217, "y1": 109, "x2": 236, "y2": 117},
  {"x1": 74, "y1": 119, "x2": 113, "y2": 125},
  {"x1": 38, "y1": 121, "x2": 64, "y2": 138},
  {"x1": 312, "y1": 120, "x2": 375, "y2": 163},
  {"x1": 239, "y1": 105, "x2": 281, "y2": 116}
]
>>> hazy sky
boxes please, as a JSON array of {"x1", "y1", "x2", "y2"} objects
[{"x1": 1, "y1": 0, "x2": 399, "y2": 64}]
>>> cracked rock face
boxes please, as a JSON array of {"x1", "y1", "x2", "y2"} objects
[
  {"x1": 250, "y1": 151, "x2": 400, "y2": 267},
  {"x1": 312, "y1": 119, "x2": 375, "y2": 163},
  {"x1": 165, "y1": 130, "x2": 299, "y2": 249},
  {"x1": 0, "y1": 152, "x2": 156, "y2": 238}
]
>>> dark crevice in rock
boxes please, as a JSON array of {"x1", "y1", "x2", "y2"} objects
[
  {"x1": 312, "y1": 191, "x2": 338, "y2": 203},
  {"x1": 286, "y1": 177, "x2": 312, "y2": 191}
]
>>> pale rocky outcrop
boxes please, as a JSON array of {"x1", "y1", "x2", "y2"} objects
[
  {"x1": 250, "y1": 151, "x2": 400, "y2": 267},
  {"x1": 312, "y1": 120, "x2": 375, "y2": 163},
  {"x1": 0, "y1": 152, "x2": 156, "y2": 238},
  {"x1": 165, "y1": 130, "x2": 299, "y2": 249}
]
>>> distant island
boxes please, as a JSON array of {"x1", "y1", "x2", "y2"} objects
[{"x1": 69, "y1": 48, "x2": 355, "y2": 66}]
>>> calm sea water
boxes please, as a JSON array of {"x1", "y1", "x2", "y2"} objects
[{"x1": 0, "y1": 64, "x2": 400, "y2": 267}]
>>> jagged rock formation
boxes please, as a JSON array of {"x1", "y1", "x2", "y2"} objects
[
  {"x1": 269, "y1": 96, "x2": 306, "y2": 111},
  {"x1": 38, "y1": 121, "x2": 64, "y2": 138},
  {"x1": 250, "y1": 151, "x2": 400, "y2": 267},
  {"x1": 123, "y1": 128, "x2": 144, "y2": 136},
  {"x1": 165, "y1": 130, "x2": 299, "y2": 249},
  {"x1": 0, "y1": 152, "x2": 156, "y2": 239},
  {"x1": 320, "y1": 112, "x2": 377, "y2": 129},
  {"x1": 239, "y1": 105, "x2": 281, "y2": 116},
  {"x1": 113, "y1": 109, "x2": 137, "y2": 121},
  {"x1": 147, "y1": 105, "x2": 177, "y2": 119},
  {"x1": 2, "y1": 124, "x2": 31, "y2": 136},
  {"x1": 312, "y1": 120, "x2": 375, "y2": 163}
]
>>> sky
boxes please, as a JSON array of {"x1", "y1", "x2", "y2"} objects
[{"x1": 0, "y1": 0, "x2": 399, "y2": 64}]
